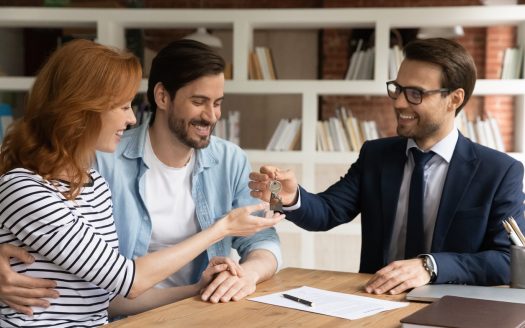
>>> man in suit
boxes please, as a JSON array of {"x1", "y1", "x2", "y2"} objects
[{"x1": 249, "y1": 37, "x2": 525, "y2": 294}]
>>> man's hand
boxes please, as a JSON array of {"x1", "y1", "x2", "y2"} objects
[
  {"x1": 364, "y1": 258, "x2": 431, "y2": 295},
  {"x1": 196, "y1": 256, "x2": 244, "y2": 292},
  {"x1": 249, "y1": 166, "x2": 299, "y2": 206},
  {"x1": 200, "y1": 249, "x2": 276, "y2": 303},
  {"x1": 0, "y1": 244, "x2": 59, "y2": 316},
  {"x1": 200, "y1": 269, "x2": 258, "y2": 303}
]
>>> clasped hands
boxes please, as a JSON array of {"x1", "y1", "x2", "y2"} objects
[{"x1": 198, "y1": 256, "x2": 257, "y2": 303}]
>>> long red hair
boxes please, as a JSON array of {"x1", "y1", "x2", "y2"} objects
[{"x1": 0, "y1": 39, "x2": 142, "y2": 199}]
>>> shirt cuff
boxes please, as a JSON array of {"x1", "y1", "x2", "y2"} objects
[
  {"x1": 282, "y1": 187, "x2": 301, "y2": 211},
  {"x1": 422, "y1": 253, "x2": 438, "y2": 277}
]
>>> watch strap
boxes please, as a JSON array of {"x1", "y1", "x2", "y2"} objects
[{"x1": 419, "y1": 255, "x2": 437, "y2": 283}]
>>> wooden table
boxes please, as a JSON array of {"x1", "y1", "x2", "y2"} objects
[{"x1": 106, "y1": 267, "x2": 427, "y2": 327}]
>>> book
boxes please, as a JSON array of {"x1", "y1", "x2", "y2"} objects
[
  {"x1": 488, "y1": 116, "x2": 505, "y2": 151},
  {"x1": 266, "y1": 118, "x2": 301, "y2": 151},
  {"x1": 264, "y1": 47, "x2": 277, "y2": 80},
  {"x1": 344, "y1": 38, "x2": 363, "y2": 80},
  {"x1": 389, "y1": 44, "x2": 404, "y2": 80},
  {"x1": 255, "y1": 46, "x2": 272, "y2": 80},
  {"x1": 316, "y1": 121, "x2": 326, "y2": 151},
  {"x1": 227, "y1": 110, "x2": 240, "y2": 145},
  {"x1": 266, "y1": 119, "x2": 287, "y2": 150},
  {"x1": 400, "y1": 295, "x2": 525, "y2": 328},
  {"x1": 322, "y1": 121, "x2": 334, "y2": 151},
  {"x1": 212, "y1": 110, "x2": 240, "y2": 145},
  {"x1": 0, "y1": 103, "x2": 14, "y2": 142},
  {"x1": 249, "y1": 51, "x2": 263, "y2": 80}
]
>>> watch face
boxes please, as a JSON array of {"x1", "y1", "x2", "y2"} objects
[
  {"x1": 425, "y1": 256, "x2": 434, "y2": 270},
  {"x1": 423, "y1": 256, "x2": 436, "y2": 282}
]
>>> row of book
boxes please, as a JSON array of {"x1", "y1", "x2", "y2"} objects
[
  {"x1": 344, "y1": 41, "x2": 405, "y2": 80},
  {"x1": 455, "y1": 111, "x2": 505, "y2": 152},
  {"x1": 216, "y1": 110, "x2": 504, "y2": 153},
  {"x1": 344, "y1": 39, "x2": 375, "y2": 80},
  {"x1": 212, "y1": 111, "x2": 240, "y2": 146},
  {"x1": 266, "y1": 118, "x2": 301, "y2": 151},
  {"x1": 388, "y1": 44, "x2": 404, "y2": 80},
  {"x1": 500, "y1": 46, "x2": 524, "y2": 79},
  {"x1": 249, "y1": 46, "x2": 277, "y2": 80},
  {"x1": 317, "y1": 107, "x2": 380, "y2": 152}
]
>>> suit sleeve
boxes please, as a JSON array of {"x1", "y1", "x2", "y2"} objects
[
  {"x1": 285, "y1": 142, "x2": 368, "y2": 231},
  {"x1": 432, "y1": 159, "x2": 525, "y2": 285}
]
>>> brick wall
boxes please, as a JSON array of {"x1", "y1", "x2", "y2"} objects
[{"x1": 484, "y1": 26, "x2": 516, "y2": 150}]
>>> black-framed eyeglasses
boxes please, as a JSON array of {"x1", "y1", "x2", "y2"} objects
[{"x1": 386, "y1": 81, "x2": 450, "y2": 105}]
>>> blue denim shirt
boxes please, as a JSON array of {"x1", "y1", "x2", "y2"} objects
[{"x1": 94, "y1": 121, "x2": 281, "y2": 282}]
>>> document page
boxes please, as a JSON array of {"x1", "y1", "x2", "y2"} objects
[{"x1": 248, "y1": 286, "x2": 409, "y2": 320}]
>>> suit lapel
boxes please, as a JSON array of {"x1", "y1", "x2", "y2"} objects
[
  {"x1": 381, "y1": 139, "x2": 408, "y2": 261},
  {"x1": 431, "y1": 134, "x2": 479, "y2": 251}
]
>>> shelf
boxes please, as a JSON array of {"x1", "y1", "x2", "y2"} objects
[
  {"x1": 0, "y1": 77, "x2": 33, "y2": 91},
  {"x1": 475, "y1": 79, "x2": 525, "y2": 95},
  {"x1": 246, "y1": 150, "x2": 359, "y2": 164},
  {"x1": 6, "y1": 78, "x2": 525, "y2": 97},
  {"x1": 0, "y1": 78, "x2": 384, "y2": 95},
  {"x1": 2, "y1": 6, "x2": 525, "y2": 27}
]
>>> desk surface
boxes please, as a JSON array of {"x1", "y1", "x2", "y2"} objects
[{"x1": 107, "y1": 267, "x2": 427, "y2": 328}]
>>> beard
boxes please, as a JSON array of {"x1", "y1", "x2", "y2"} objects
[
  {"x1": 168, "y1": 113, "x2": 215, "y2": 149},
  {"x1": 396, "y1": 120, "x2": 440, "y2": 140}
]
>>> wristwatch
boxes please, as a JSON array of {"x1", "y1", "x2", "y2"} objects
[{"x1": 419, "y1": 255, "x2": 437, "y2": 283}]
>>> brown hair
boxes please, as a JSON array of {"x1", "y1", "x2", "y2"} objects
[
  {"x1": 0, "y1": 39, "x2": 141, "y2": 199},
  {"x1": 403, "y1": 37, "x2": 477, "y2": 115},
  {"x1": 147, "y1": 39, "x2": 225, "y2": 125}
]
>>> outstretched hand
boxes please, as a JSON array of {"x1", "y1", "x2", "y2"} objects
[{"x1": 216, "y1": 203, "x2": 284, "y2": 237}]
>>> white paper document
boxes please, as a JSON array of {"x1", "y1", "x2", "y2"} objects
[{"x1": 248, "y1": 286, "x2": 409, "y2": 320}]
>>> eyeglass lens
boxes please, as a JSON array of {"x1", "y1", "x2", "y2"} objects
[{"x1": 387, "y1": 82, "x2": 423, "y2": 105}]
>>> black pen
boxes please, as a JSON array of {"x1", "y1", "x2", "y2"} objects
[{"x1": 282, "y1": 293, "x2": 314, "y2": 307}]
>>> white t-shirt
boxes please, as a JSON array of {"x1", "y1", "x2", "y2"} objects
[{"x1": 144, "y1": 132, "x2": 204, "y2": 287}]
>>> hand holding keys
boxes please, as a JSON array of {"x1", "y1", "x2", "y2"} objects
[
  {"x1": 269, "y1": 179, "x2": 284, "y2": 213},
  {"x1": 248, "y1": 165, "x2": 300, "y2": 208}
]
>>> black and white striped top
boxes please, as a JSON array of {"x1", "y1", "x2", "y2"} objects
[{"x1": 0, "y1": 168, "x2": 135, "y2": 327}]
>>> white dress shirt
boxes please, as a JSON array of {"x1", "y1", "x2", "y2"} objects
[{"x1": 388, "y1": 128, "x2": 459, "y2": 263}]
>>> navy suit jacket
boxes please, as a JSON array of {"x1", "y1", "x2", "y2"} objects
[{"x1": 287, "y1": 133, "x2": 525, "y2": 285}]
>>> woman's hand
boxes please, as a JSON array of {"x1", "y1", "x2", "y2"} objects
[
  {"x1": 196, "y1": 257, "x2": 244, "y2": 291},
  {"x1": 215, "y1": 203, "x2": 284, "y2": 237}
]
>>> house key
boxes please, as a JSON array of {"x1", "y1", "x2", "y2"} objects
[{"x1": 269, "y1": 179, "x2": 284, "y2": 213}]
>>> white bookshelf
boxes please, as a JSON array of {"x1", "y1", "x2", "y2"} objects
[{"x1": 1, "y1": 6, "x2": 525, "y2": 272}]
